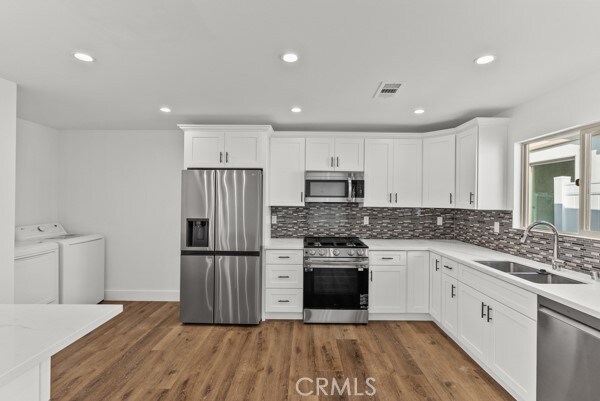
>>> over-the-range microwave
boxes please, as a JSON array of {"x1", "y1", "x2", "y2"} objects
[{"x1": 304, "y1": 171, "x2": 364, "y2": 203}]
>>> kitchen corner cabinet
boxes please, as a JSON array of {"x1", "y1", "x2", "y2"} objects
[
  {"x1": 269, "y1": 138, "x2": 306, "y2": 206},
  {"x1": 422, "y1": 134, "x2": 456, "y2": 208},
  {"x1": 429, "y1": 252, "x2": 442, "y2": 322},
  {"x1": 306, "y1": 137, "x2": 364, "y2": 171},
  {"x1": 455, "y1": 119, "x2": 508, "y2": 210},
  {"x1": 180, "y1": 125, "x2": 270, "y2": 168},
  {"x1": 364, "y1": 138, "x2": 422, "y2": 207}
]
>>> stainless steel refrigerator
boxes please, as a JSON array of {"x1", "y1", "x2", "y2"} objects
[{"x1": 180, "y1": 169, "x2": 262, "y2": 324}]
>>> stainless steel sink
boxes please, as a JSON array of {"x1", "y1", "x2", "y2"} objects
[
  {"x1": 475, "y1": 260, "x2": 586, "y2": 284},
  {"x1": 476, "y1": 260, "x2": 539, "y2": 273}
]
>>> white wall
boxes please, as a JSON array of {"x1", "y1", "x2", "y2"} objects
[
  {"x1": 499, "y1": 69, "x2": 600, "y2": 220},
  {"x1": 58, "y1": 130, "x2": 183, "y2": 301},
  {"x1": 15, "y1": 119, "x2": 59, "y2": 225},
  {"x1": 0, "y1": 78, "x2": 17, "y2": 303}
]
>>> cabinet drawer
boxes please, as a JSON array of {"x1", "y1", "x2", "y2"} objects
[
  {"x1": 266, "y1": 265, "x2": 303, "y2": 289},
  {"x1": 370, "y1": 251, "x2": 407, "y2": 266},
  {"x1": 441, "y1": 257, "x2": 458, "y2": 278},
  {"x1": 459, "y1": 264, "x2": 537, "y2": 320},
  {"x1": 265, "y1": 289, "x2": 303, "y2": 312},
  {"x1": 266, "y1": 250, "x2": 303, "y2": 265}
]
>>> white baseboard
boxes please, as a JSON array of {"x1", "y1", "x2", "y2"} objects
[
  {"x1": 368, "y1": 313, "x2": 432, "y2": 321},
  {"x1": 104, "y1": 290, "x2": 180, "y2": 302}
]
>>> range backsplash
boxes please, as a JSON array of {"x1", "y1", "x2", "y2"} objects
[{"x1": 271, "y1": 204, "x2": 600, "y2": 273}]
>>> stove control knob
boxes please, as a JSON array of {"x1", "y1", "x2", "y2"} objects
[
  {"x1": 308, "y1": 249, "x2": 316, "y2": 256},
  {"x1": 347, "y1": 249, "x2": 355, "y2": 256},
  {"x1": 333, "y1": 249, "x2": 340, "y2": 256},
  {"x1": 357, "y1": 249, "x2": 365, "y2": 256},
  {"x1": 318, "y1": 249, "x2": 326, "y2": 256}
]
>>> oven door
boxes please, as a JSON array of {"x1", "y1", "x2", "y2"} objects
[{"x1": 303, "y1": 258, "x2": 369, "y2": 311}]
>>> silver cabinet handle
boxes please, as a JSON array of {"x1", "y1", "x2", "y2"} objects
[
  {"x1": 277, "y1": 275, "x2": 290, "y2": 279},
  {"x1": 395, "y1": 193, "x2": 398, "y2": 203},
  {"x1": 451, "y1": 284, "x2": 456, "y2": 298},
  {"x1": 450, "y1": 193, "x2": 453, "y2": 204},
  {"x1": 336, "y1": 156, "x2": 339, "y2": 167},
  {"x1": 278, "y1": 299, "x2": 290, "y2": 303},
  {"x1": 219, "y1": 152, "x2": 223, "y2": 163},
  {"x1": 226, "y1": 152, "x2": 229, "y2": 163},
  {"x1": 469, "y1": 192, "x2": 474, "y2": 204},
  {"x1": 331, "y1": 156, "x2": 334, "y2": 167}
]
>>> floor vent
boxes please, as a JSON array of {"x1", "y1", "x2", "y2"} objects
[{"x1": 373, "y1": 82, "x2": 402, "y2": 98}]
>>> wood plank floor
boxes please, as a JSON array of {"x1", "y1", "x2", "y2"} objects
[{"x1": 51, "y1": 302, "x2": 514, "y2": 401}]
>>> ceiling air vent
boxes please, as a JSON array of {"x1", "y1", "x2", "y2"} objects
[{"x1": 373, "y1": 82, "x2": 402, "y2": 98}]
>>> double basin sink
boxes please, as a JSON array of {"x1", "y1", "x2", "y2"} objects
[{"x1": 475, "y1": 261, "x2": 586, "y2": 284}]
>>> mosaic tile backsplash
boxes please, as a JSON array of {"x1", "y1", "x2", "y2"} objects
[{"x1": 271, "y1": 204, "x2": 600, "y2": 273}]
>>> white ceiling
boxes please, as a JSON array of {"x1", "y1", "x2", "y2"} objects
[{"x1": 1, "y1": 0, "x2": 600, "y2": 132}]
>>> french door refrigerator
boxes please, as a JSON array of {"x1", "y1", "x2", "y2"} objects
[{"x1": 180, "y1": 169, "x2": 262, "y2": 324}]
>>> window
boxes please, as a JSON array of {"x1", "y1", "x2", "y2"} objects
[{"x1": 522, "y1": 125, "x2": 600, "y2": 237}]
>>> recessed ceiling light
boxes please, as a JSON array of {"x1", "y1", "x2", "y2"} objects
[
  {"x1": 160, "y1": 107, "x2": 172, "y2": 113},
  {"x1": 413, "y1": 109, "x2": 425, "y2": 115},
  {"x1": 282, "y1": 53, "x2": 299, "y2": 63},
  {"x1": 73, "y1": 52, "x2": 95, "y2": 62},
  {"x1": 291, "y1": 107, "x2": 302, "y2": 113},
  {"x1": 475, "y1": 54, "x2": 495, "y2": 65}
]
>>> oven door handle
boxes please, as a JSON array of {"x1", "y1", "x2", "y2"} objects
[{"x1": 305, "y1": 263, "x2": 369, "y2": 269}]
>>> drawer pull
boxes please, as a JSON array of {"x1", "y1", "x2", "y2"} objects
[
  {"x1": 444, "y1": 265, "x2": 453, "y2": 270},
  {"x1": 278, "y1": 299, "x2": 290, "y2": 303},
  {"x1": 278, "y1": 256, "x2": 291, "y2": 259},
  {"x1": 277, "y1": 275, "x2": 290, "y2": 279},
  {"x1": 381, "y1": 257, "x2": 394, "y2": 260}
]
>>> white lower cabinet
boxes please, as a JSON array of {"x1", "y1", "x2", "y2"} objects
[
  {"x1": 369, "y1": 264, "x2": 407, "y2": 313},
  {"x1": 265, "y1": 289, "x2": 302, "y2": 312},
  {"x1": 407, "y1": 251, "x2": 429, "y2": 313},
  {"x1": 429, "y1": 253, "x2": 442, "y2": 322},
  {"x1": 265, "y1": 249, "x2": 303, "y2": 313},
  {"x1": 458, "y1": 283, "x2": 489, "y2": 362},
  {"x1": 441, "y1": 273, "x2": 458, "y2": 337}
]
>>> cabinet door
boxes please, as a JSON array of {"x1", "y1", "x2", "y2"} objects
[
  {"x1": 364, "y1": 139, "x2": 394, "y2": 206},
  {"x1": 270, "y1": 138, "x2": 306, "y2": 206},
  {"x1": 224, "y1": 132, "x2": 264, "y2": 168},
  {"x1": 306, "y1": 137, "x2": 335, "y2": 171},
  {"x1": 393, "y1": 139, "x2": 422, "y2": 207},
  {"x1": 422, "y1": 134, "x2": 455, "y2": 208},
  {"x1": 369, "y1": 265, "x2": 407, "y2": 314},
  {"x1": 455, "y1": 126, "x2": 478, "y2": 209},
  {"x1": 429, "y1": 253, "x2": 442, "y2": 322},
  {"x1": 488, "y1": 300, "x2": 536, "y2": 401},
  {"x1": 184, "y1": 132, "x2": 225, "y2": 168},
  {"x1": 407, "y1": 251, "x2": 429, "y2": 313},
  {"x1": 335, "y1": 138, "x2": 364, "y2": 171},
  {"x1": 441, "y1": 274, "x2": 458, "y2": 337},
  {"x1": 457, "y1": 283, "x2": 489, "y2": 362}
]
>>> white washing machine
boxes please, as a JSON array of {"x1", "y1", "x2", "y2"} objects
[
  {"x1": 16, "y1": 223, "x2": 105, "y2": 304},
  {"x1": 14, "y1": 239, "x2": 59, "y2": 304}
]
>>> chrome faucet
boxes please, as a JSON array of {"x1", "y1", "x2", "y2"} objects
[{"x1": 520, "y1": 221, "x2": 564, "y2": 270}]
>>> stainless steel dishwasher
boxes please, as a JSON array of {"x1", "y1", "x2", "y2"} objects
[{"x1": 538, "y1": 297, "x2": 600, "y2": 401}]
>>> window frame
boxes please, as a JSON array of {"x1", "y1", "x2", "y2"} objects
[{"x1": 520, "y1": 124, "x2": 600, "y2": 239}]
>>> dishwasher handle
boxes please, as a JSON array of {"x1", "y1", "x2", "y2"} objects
[{"x1": 539, "y1": 306, "x2": 600, "y2": 340}]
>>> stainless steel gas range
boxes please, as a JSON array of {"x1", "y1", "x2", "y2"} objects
[{"x1": 303, "y1": 237, "x2": 369, "y2": 324}]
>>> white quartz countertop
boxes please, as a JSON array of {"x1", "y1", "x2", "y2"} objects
[
  {"x1": 267, "y1": 237, "x2": 600, "y2": 320},
  {"x1": 0, "y1": 304, "x2": 122, "y2": 386}
]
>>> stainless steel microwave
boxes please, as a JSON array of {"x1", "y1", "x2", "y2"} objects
[{"x1": 304, "y1": 171, "x2": 364, "y2": 203}]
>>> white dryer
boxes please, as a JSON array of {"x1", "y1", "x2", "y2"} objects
[
  {"x1": 16, "y1": 223, "x2": 105, "y2": 304},
  {"x1": 14, "y1": 239, "x2": 59, "y2": 304}
]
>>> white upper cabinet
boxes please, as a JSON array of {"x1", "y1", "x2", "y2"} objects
[
  {"x1": 180, "y1": 125, "x2": 270, "y2": 169},
  {"x1": 422, "y1": 134, "x2": 456, "y2": 208},
  {"x1": 270, "y1": 138, "x2": 306, "y2": 206},
  {"x1": 364, "y1": 139, "x2": 394, "y2": 206},
  {"x1": 455, "y1": 119, "x2": 508, "y2": 210},
  {"x1": 393, "y1": 139, "x2": 422, "y2": 207},
  {"x1": 306, "y1": 137, "x2": 364, "y2": 171},
  {"x1": 364, "y1": 138, "x2": 422, "y2": 207}
]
